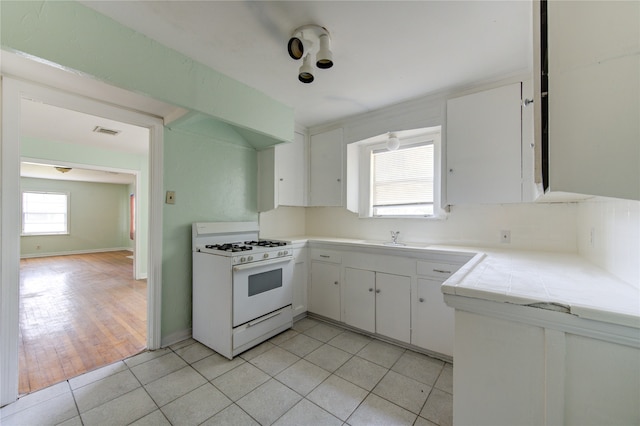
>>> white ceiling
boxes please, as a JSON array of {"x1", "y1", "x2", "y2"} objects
[
  {"x1": 81, "y1": 0, "x2": 533, "y2": 129},
  {"x1": 18, "y1": 98, "x2": 147, "y2": 185},
  {"x1": 21, "y1": 99, "x2": 150, "y2": 156},
  {"x1": 7, "y1": 1, "x2": 533, "y2": 184}
]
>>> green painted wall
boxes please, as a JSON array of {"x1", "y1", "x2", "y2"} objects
[
  {"x1": 1, "y1": 0, "x2": 292, "y2": 342},
  {"x1": 22, "y1": 136, "x2": 148, "y2": 276},
  {"x1": 20, "y1": 177, "x2": 131, "y2": 256},
  {"x1": 0, "y1": 0, "x2": 294, "y2": 145},
  {"x1": 161, "y1": 128, "x2": 258, "y2": 339}
]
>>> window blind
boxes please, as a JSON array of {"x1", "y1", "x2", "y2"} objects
[{"x1": 372, "y1": 143, "x2": 434, "y2": 208}]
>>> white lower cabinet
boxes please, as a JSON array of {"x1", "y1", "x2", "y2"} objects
[
  {"x1": 306, "y1": 243, "x2": 473, "y2": 358},
  {"x1": 343, "y1": 267, "x2": 411, "y2": 344},
  {"x1": 449, "y1": 307, "x2": 640, "y2": 425},
  {"x1": 412, "y1": 278, "x2": 455, "y2": 356},
  {"x1": 309, "y1": 260, "x2": 341, "y2": 321},
  {"x1": 376, "y1": 272, "x2": 411, "y2": 343},
  {"x1": 343, "y1": 268, "x2": 375, "y2": 333},
  {"x1": 291, "y1": 248, "x2": 307, "y2": 318}
]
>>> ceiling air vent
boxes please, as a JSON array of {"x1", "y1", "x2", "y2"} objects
[{"x1": 93, "y1": 126, "x2": 121, "y2": 136}]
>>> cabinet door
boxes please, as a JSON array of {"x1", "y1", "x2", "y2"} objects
[
  {"x1": 343, "y1": 267, "x2": 375, "y2": 333},
  {"x1": 291, "y1": 249, "x2": 307, "y2": 317},
  {"x1": 309, "y1": 261, "x2": 341, "y2": 321},
  {"x1": 546, "y1": 1, "x2": 639, "y2": 200},
  {"x1": 375, "y1": 272, "x2": 411, "y2": 344},
  {"x1": 277, "y1": 131, "x2": 306, "y2": 206},
  {"x1": 310, "y1": 128, "x2": 344, "y2": 206},
  {"x1": 446, "y1": 83, "x2": 522, "y2": 205},
  {"x1": 413, "y1": 278, "x2": 454, "y2": 356}
]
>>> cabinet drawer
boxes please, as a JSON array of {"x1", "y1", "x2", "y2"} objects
[
  {"x1": 417, "y1": 261, "x2": 460, "y2": 280},
  {"x1": 233, "y1": 306, "x2": 292, "y2": 349},
  {"x1": 310, "y1": 250, "x2": 342, "y2": 263}
]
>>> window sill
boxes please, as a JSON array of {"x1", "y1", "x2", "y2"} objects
[
  {"x1": 366, "y1": 212, "x2": 448, "y2": 221},
  {"x1": 21, "y1": 233, "x2": 70, "y2": 237}
]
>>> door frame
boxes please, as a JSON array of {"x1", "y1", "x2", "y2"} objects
[{"x1": 1, "y1": 77, "x2": 164, "y2": 405}]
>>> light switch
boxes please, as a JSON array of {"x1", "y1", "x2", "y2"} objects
[{"x1": 166, "y1": 191, "x2": 176, "y2": 204}]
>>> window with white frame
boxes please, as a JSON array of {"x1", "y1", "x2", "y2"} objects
[
  {"x1": 347, "y1": 126, "x2": 442, "y2": 218},
  {"x1": 372, "y1": 142, "x2": 435, "y2": 216},
  {"x1": 21, "y1": 191, "x2": 69, "y2": 235}
]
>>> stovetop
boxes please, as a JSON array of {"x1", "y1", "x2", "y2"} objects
[
  {"x1": 204, "y1": 240, "x2": 289, "y2": 253},
  {"x1": 192, "y1": 222, "x2": 292, "y2": 264}
]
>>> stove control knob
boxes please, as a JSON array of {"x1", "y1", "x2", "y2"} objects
[
  {"x1": 263, "y1": 253, "x2": 269, "y2": 259},
  {"x1": 240, "y1": 257, "x2": 246, "y2": 263},
  {"x1": 248, "y1": 256, "x2": 253, "y2": 261},
  {"x1": 278, "y1": 251, "x2": 283, "y2": 256}
]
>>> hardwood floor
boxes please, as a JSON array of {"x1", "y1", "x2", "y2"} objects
[{"x1": 18, "y1": 251, "x2": 147, "y2": 395}]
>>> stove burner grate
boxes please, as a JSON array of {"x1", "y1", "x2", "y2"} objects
[
  {"x1": 244, "y1": 240, "x2": 287, "y2": 248},
  {"x1": 205, "y1": 244, "x2": 253, "y2": 252}
]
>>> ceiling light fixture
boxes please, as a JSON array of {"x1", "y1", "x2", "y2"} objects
[
  {"x1": 287, "y1": 24, "x2": 334, "y2": 83},
  {"x1": 387, "y1": 133, "x2": 400, "y2": 151},
  {"x1": 298, "y1": 54, "x2": 315, "y2": 83}
]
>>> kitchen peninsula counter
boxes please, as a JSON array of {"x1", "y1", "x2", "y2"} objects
[{"x1": 279, "y1": 236, "x2": 639, "y2": 330}]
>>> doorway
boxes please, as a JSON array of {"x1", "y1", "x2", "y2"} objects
[
  {"x1": 19, "y1": 149, "x2": 147, "y2": 394},
  {"x1": 1, "y1": 77, "x2": 164, "y2": 406}
]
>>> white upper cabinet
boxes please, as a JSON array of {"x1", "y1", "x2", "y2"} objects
[
  {"x1": 309, "y1": 128, "x2": 344, "y2": 206},
  {"x1": 446, "y1": 82, "x2": 526, "y2": 205},
  {"x1": 257, "y1": 131, "x2": 307, "y2": 212},
  {"x1": 278, "y1": 131, "x2": 307, "y2": 207},
  {"x1": 536, "y1": 0, "x2": 639, "y2": 200}
]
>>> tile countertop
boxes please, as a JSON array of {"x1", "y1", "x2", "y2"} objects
[
  {"x1": 276, "y1": 236, "x2": 640, "y2": 330},
  {"x1": 435, "y1": 245, "x2": 640, "y2": 330}
]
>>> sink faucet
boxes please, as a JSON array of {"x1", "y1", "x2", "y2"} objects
[{"x1": 390, "y1": 231, "x2": 400, "y2": 244}]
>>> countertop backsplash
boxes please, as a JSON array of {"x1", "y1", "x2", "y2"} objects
[
  {"x1": 577, "y1": 197, "x2": 640, "y2": 288},
  {"x1": 260, "y1": 198, "x2": 639, "y2": 289}
]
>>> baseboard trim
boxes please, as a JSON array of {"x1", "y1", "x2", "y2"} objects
[
  {"x1": 20, "y1": 247, "x2": 133, "y2": 259},
  {"x1": 161, "y1": 328, "x2": 192, "y2": 348}
]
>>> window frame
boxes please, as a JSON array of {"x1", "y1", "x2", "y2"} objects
[
  {"x1": 356, "y1": 127, "x2": 444, "y2": 219},
  {"x1": 21, "y1": 190, "x2": 71, "y2": 236}
]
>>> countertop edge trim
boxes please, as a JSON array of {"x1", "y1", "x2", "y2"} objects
[{"x1": 444, "y1": 294, "x2": 640, "y2": 348}]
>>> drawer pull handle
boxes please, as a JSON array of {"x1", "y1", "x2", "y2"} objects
[
  {"x1": 320, "y1": 255, "x2": 330, "y2": 258},
  {"x1": 247, "y1": 311, "x2": 281, "y2": 327},
  {"x1": 433, "y1": 269, "x2": 452, "y2": 274}
]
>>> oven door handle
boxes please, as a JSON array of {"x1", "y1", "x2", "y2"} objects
[{"x1": 233, "y1": 256, "x2": 293, "y2": 272}]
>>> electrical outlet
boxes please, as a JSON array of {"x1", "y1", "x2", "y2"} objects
[
  {"x1": 165, "y1": 191, "x2": 176, "y2": 204},
  {"x1": 500, "y1": 230, "x2": 511, "y2": 244}
]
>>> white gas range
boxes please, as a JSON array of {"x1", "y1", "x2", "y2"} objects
[{"x1": 192, "y1": 222, "x2": 294, "y2": 359}]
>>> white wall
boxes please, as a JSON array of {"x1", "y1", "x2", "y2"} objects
[
  {"x1": 577, "y1": 197, "x2": 640, "y2": 288},
  {"x1": 259, "y1": 206, "x2": 306, "y2": 238},
  {"x1": 304, "y1": 203, "x2": 577, "y2": 252}
]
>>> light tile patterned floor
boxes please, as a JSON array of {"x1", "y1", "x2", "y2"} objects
[{"x1": 1, "y1": 318, "x2": 453, "y2": 426}]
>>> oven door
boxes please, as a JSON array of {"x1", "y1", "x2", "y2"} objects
[{"x1": 232, "y1": 256, "x2": 293, "y2": 327}]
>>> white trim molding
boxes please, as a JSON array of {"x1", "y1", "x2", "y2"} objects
[{"x1": 0, "y1": 77, "x2": 164, "y2": 406}]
